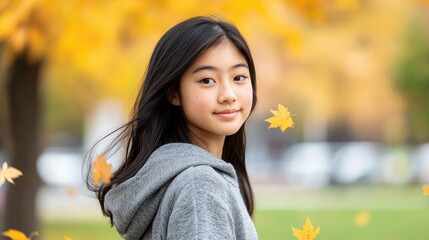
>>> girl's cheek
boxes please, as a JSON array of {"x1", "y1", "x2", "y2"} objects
[
  {"x1": 195, "y1": 95, "x2": 210, "y2": 108},
  {"x1": 242, "y1": 88, "x2": 253, "y2": 105}
]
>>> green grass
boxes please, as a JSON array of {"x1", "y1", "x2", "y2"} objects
[
  {"x1": 41, "y1": 209, "x2": 428, "y2": 240},
  {"x1": 39, "y1": 185, "x2": 429, "y2": 240},
  {"x1": 42, "y1": 219, "x2": 121, "y2": 240},
  {"x1": 255, "y1": 209, "x2": 429, "y2": 240}
]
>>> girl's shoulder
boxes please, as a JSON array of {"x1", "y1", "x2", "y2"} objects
[
  {"x1": 163, "y1": 164, "x2": 240, "y2": 205},
  {"x1": 172, "y1": 165, "x2": 232, "y2": 193}
]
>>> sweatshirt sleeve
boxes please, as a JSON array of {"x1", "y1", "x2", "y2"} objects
[{"x1": 166, "y1": 166, "x2": 236, "y2": 240}]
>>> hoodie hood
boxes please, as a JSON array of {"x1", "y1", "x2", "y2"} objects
[{"x1": 104, "y1": 143, "x2": 238, "y2": 239}]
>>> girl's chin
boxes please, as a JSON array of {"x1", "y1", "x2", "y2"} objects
[{"x1": 221, "y1": 128, "x2": 242, "y2": 136}]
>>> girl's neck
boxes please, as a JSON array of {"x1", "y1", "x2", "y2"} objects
[{"x1": 190, "y1": 135, "x2": 225, "y2": 159}]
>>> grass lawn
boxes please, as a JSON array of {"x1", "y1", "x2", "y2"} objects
[
  {"x1": 39, "y1": 185, "x2": 428, "y2": 240},
  {"x1": 42, "y1": 220, "x2": 120, "y2": 240},
  {"x1": 41, "y1": 209, "x2": 428, "y2": 240},
  {"x1": 255, "y1": 209, "x2": 429, "y2": 240}
]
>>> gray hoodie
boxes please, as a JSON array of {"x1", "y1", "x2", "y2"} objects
[{"x1": 104, "y1": 143, "x2": 258, "y2": 240}]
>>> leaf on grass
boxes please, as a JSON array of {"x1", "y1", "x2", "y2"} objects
[
  {"x1": 265, "y1": 104, "x2": 294, "y2": 132},
  {"x1": 423, "y1": 184, "x2": 429, "y2": 196},
  {"x1": 292, "y1": 217, "x2": 320, "y2": 240},
  {"x1": 2, "y1": 229, "x2": 38, "y2": 240},
  {"x1": 0, "y1": 162, "x2": 23, "y2": 187},
  {"x1": 64, "y1": 236, "x2": 72, "y2": 240},
  {"x1": 354, "y1": 211, "x2": 370, "y2": 227},
  {"x1": 92, "y1": 155, "x2": 112, "y2": 185}
]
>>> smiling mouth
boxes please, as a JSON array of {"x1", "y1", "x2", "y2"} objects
[{"x1": 214, "y1": 109, "x2": 240, "y2": 119}]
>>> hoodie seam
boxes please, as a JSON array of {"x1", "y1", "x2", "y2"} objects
[
  {"x1": 189, "y1": 167, "x2": 200, "y2": 240},
  {"x1": 185, "y1": 166, "x2": 233, "y2": 240}
]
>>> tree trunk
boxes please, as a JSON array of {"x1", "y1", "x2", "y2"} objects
[{"x1": 0, "y1": 51, "x2": 42, "y2": 233}]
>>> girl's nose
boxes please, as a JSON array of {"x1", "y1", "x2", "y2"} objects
[{"x1": 218, "y1": 82, "x2": 237, "y2": 103}]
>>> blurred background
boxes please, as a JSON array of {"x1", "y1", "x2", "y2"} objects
[{"x1": 1, "y1": 0, "x2": 429, "y2": 239}]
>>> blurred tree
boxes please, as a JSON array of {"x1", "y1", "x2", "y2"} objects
[
  {"x1": 0, "y1": 0, "x2": 47, "y2": 232},
  {"x1": 0, "y1": 0, "x2": 364, "y2": 233},
  {"x1": 394, "y1": 11, "x2": 429, "y2": 143},
  {"x1": 0, "y1": 0, "x2": 152, "y2": 232}
]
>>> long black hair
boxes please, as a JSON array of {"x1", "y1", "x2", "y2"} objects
[{"x1": 86, "y1": 16, "x2": 257, "y2": 221}]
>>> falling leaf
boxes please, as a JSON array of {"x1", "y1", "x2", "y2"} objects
[
  {"x1": 64, "y1": 236, "x2": 72, "y2": 240},
  {"x1": 355, "y1": 211, "x2": 370, "y2": 227},
  {"x1": 0, "y1": 162, "x2": 23, "y2": 187},
  {"x1": 92, "y1": 155, "x2": 112, "y2": 185},
  {"x1": 2, "y1": 229, "x2": 39, "y2": 240},
  {"x1": 292, "y1": 217, "x2": 320, "y2": 240},
  {"x1": 423, "y1": 184, "x2": 429, "y2": 196},
  {"x1": 66, "y1": 186, "x2": 77, "y2": 197},
  {"x1": 265, "y1": 104, "x2": 294, "y2": 132}
]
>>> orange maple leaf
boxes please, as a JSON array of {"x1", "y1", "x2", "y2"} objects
[
  {"x1": 64, "y1": 236, "x2": 73, "y2": 240},
  {"x1": 265, "y1": 104, "x2": 294, "y2": 132},
  {"x1": 423, "y1": 184, "x2": 429, "y2": 196},
  {"x1": 292, "y1": 217, "x2": 320, "y2": 240},
  {"x1": 2, "y1": 229, "x2": 38, "y2": 240},
  {"x1": 0, "y1": 162, "x2": 23, "y2": 187},
  {"x1": 92, "y1": 155, "x2": 112, "y2": 185}
]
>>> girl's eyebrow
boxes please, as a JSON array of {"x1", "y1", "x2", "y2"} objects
[{"x1": 192, "y1": 63, "x2": 249, "y2": 74}]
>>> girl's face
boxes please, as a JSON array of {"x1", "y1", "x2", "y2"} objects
[{"x1": 172, "y1": 39, "x2": 253, "y2": 143}]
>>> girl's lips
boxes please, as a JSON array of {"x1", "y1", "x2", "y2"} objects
[{"x1": 214, "y1": 110, "x2": 240, "y2": 119}]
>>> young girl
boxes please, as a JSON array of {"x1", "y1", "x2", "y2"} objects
[{"x1": 88, "y1": 16, "x2": 258, "y2": 240}]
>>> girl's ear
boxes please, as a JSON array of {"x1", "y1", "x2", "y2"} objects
[{"x1": 168, "y1": 89, "x2": 181, "y2": 106}]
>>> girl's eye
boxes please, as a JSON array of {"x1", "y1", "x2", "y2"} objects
[
  {"x1": 234, "y1": 75, "x2": 247, "y2": 81},
  {"x1": 200, "y1": 78, "x2": 215, "y2": 84}
]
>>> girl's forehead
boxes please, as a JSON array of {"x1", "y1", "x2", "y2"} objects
[{"x1": 190, "y1": 39, "x2": 247, "y2": 67}]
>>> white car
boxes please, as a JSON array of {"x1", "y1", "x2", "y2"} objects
[
  {"x1": 331, "y1": 142, "x2": 382, "y2": 184},
  {"x1": 280, "y1": 142, "x2": 335, "y2": 188},
  {"x1": 36, "y1": 148, "x2": 84, "y2": 187},
  {"x1": 412, "y1": 143, "x2": 429, "y2": 183}
]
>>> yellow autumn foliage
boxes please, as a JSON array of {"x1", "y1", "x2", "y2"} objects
[{"x1": 0, "y1": 0, "x2": 367, "y2": 99}]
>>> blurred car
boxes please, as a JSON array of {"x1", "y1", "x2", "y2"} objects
[
  {"x1": 279, "y1": 142, "x2": 335, "y2": 188},
  {"x1": 36, "y1": 147, "x2": 84, "y2": 187},
  {"x1": 380, "y1": 146, "x2": 413, "y2": 185},
  {"x1": 331, "y1": 142, "x2": 382, "y2": 184},
  {"x1": 412, "y1": 143, "x2": 429, "y2": 183}
]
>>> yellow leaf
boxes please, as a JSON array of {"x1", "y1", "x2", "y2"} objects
[
  {"x1": 64, "y1": 236, "x2": 72, "y2": 240},
  {"x1": 92, "y1": 155, "x2": 112, "y2": 185},
  {"x1": 423, "y1": 184, "x2": 429, "y2": 196},
  {"x1": 265, "y1": 104, "x2": 294, "y2": 132},
  {"x1": 2, "y1": 230, "x2": 27, "y2": 240},
  {"x1": 292, "y1": 217, "x2": 320, "y2": 240},
  {"x1": 2, "y1": 229, "x2": 38, "y2": 240},
  {"x1": 0, "y1": 162, "x2": 23, "y2": 187},
  {"x1": 354, "y1": 211, "x2": 370, "y2": 227}
]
